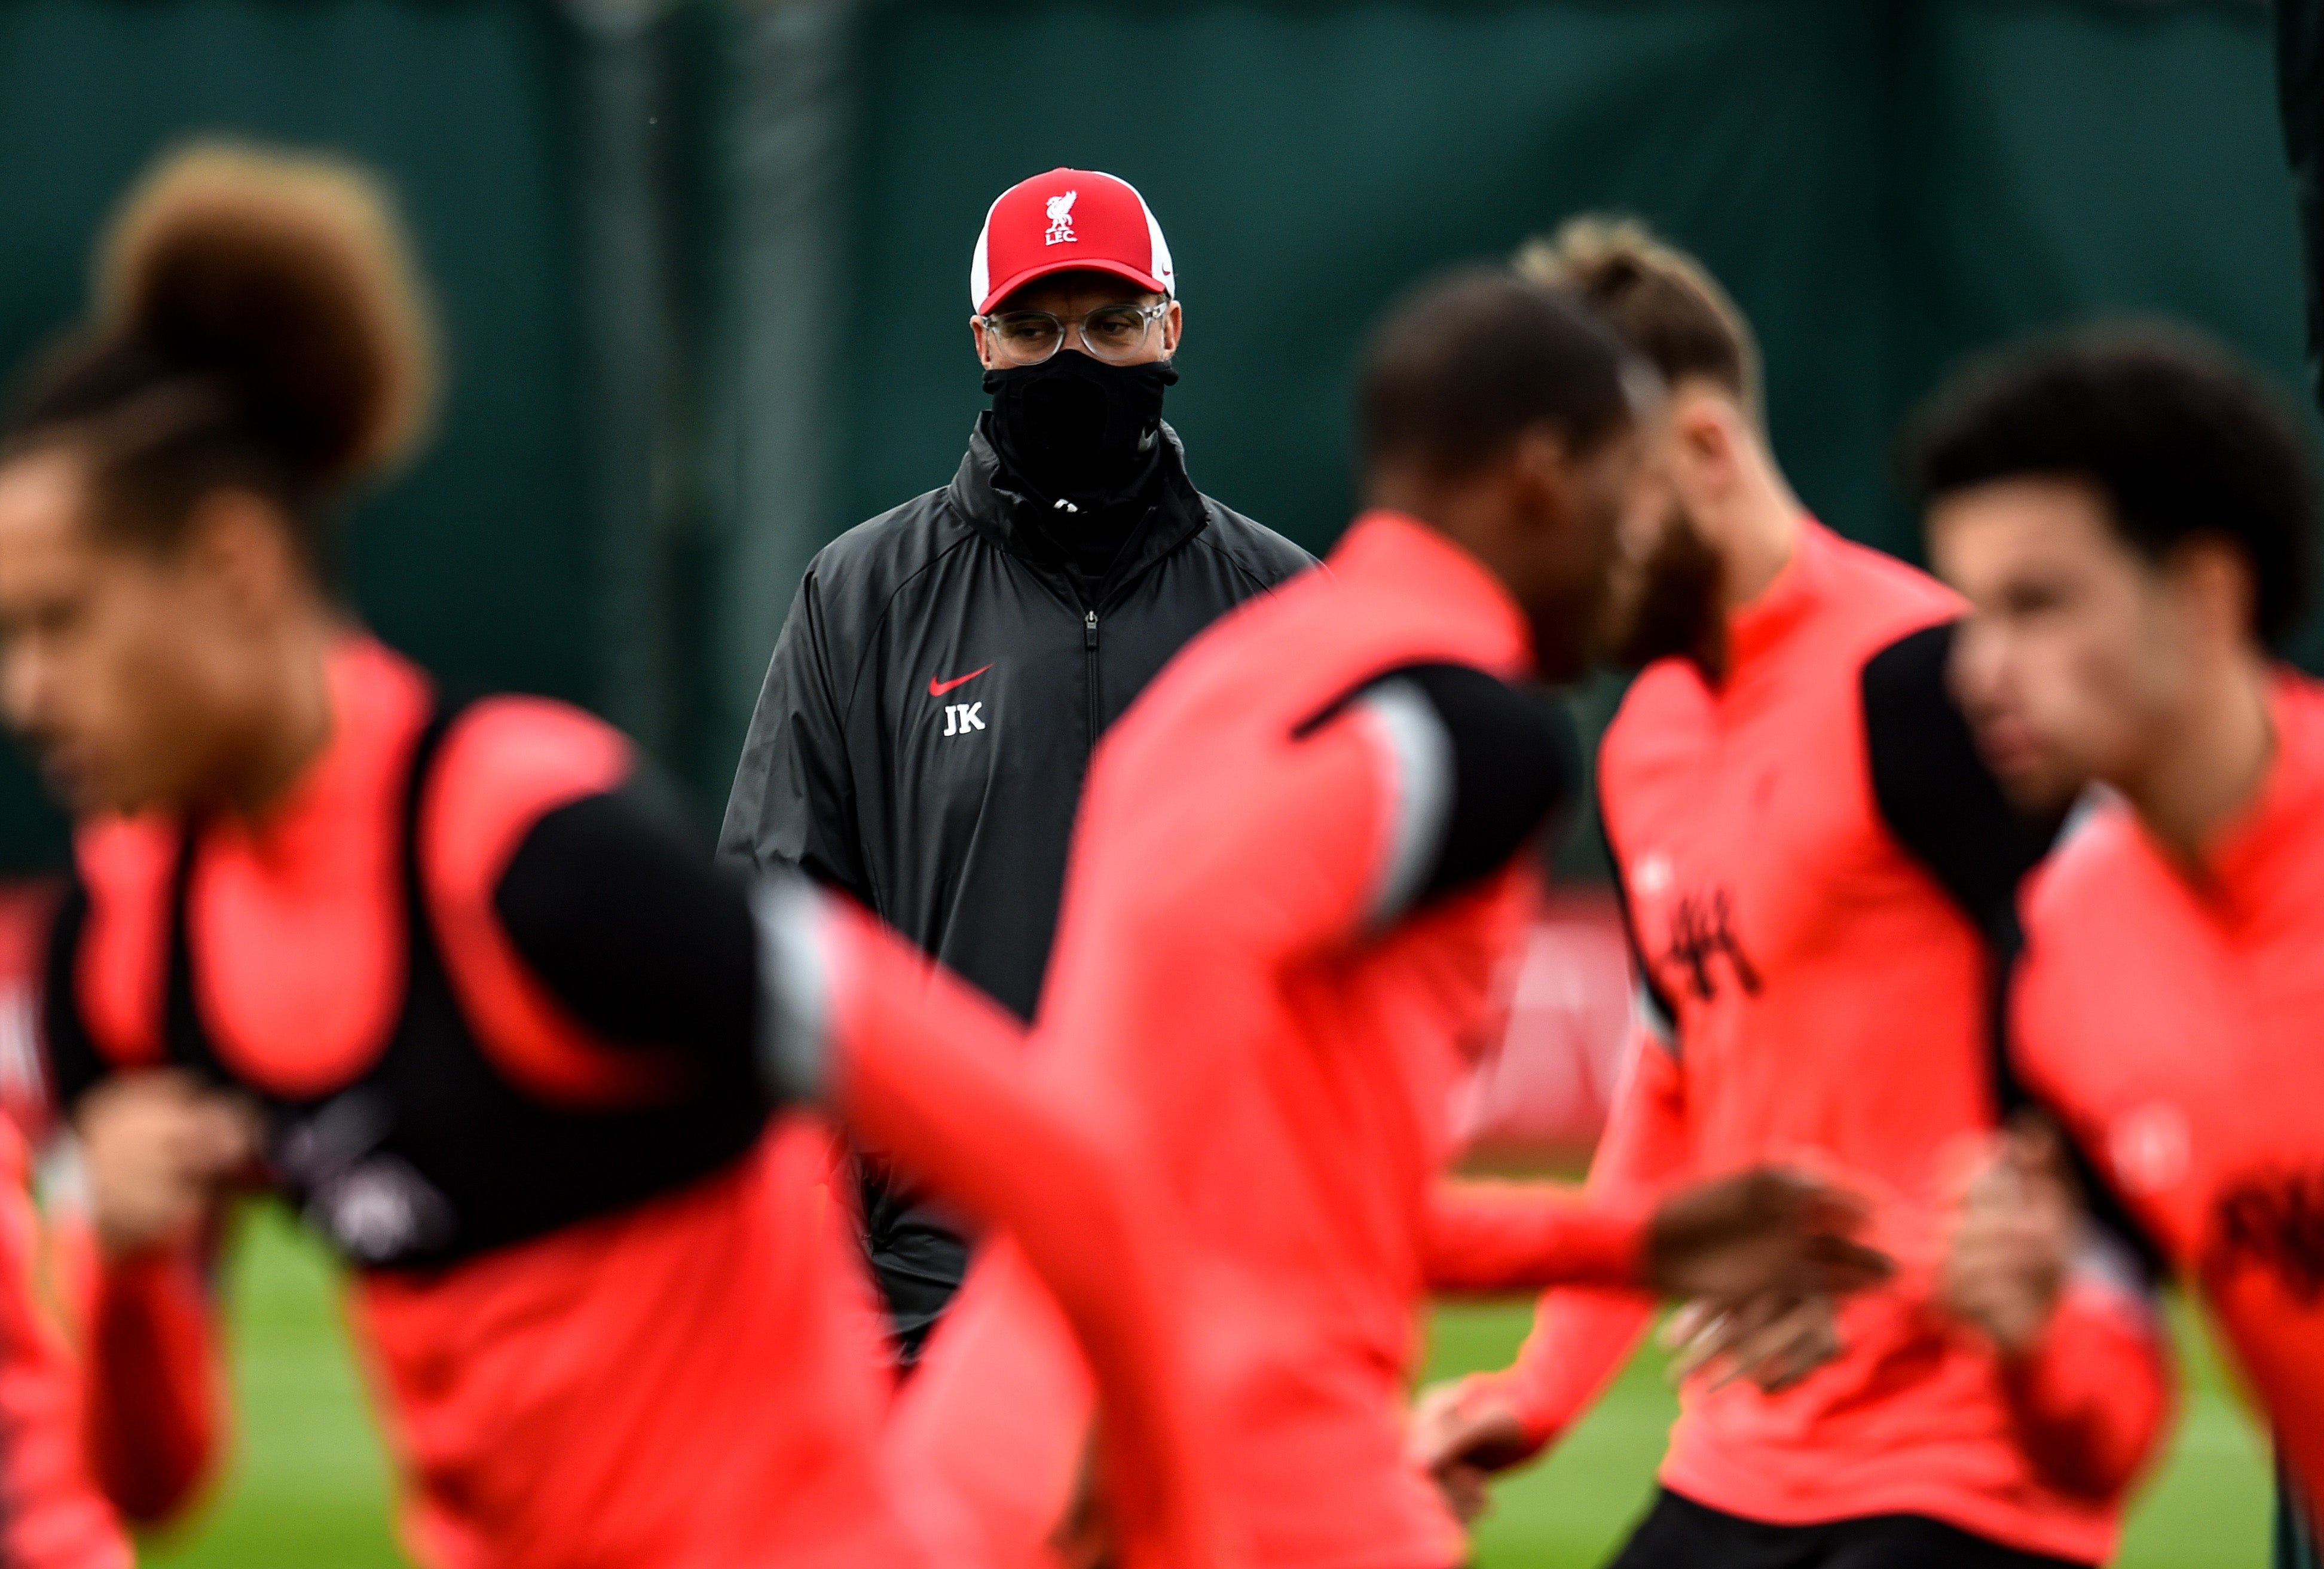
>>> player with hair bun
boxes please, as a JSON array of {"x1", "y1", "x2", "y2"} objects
[{"x1": 3, "y1": 142, "x2": 1217, "y2": 1569}]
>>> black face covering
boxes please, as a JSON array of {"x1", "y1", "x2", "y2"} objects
[{"x1": 984, "y1": 353, "x2": 1177, "y2": 504}]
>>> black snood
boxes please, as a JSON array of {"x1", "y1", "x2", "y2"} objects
[{"x1": 984, "y1": 354, "x2": 1177, "y2": 505}]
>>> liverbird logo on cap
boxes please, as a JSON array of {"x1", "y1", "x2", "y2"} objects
[{"x1": 1044, "y1": 189, "x2": 1078, "y2": 247}]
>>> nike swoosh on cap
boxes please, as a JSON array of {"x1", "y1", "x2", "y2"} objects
[{"x1": 928, "y1": 665, "x2": 992, "y2": 698}]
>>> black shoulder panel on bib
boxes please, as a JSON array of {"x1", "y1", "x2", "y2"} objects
[
  {"x1": 1861, "y1": 620, "x2": 2065, "y2": 941},
  {"x1": 495, "y1": 791, "x2": 757, "y2": 1058},
  {"x1": 40, "y1": 880, "x2": 107, "y2": 1117},
  {"x1": 1863, "y1": 623, "x2": 2161, "y2": 1278},
  {"x1": 1987, "y1": 915, "x2": 2171, "y2": 1289},
  {"x1": 1301, "y1": 660, "x2": 1580, "y2": 920},
  {"x1": 158, "y1": 698, "x2": 771, "y2": 1273}
]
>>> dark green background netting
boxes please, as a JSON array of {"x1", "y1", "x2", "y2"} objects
[
  {"x1": 0, "y1": 0, "x2": 589, "y2": 867},
  {"x1": 840, "y1": 1, "x2": 2308, "y2": 578},
  {"x1": 0, "y1": 0, "x2": 2303, "y2": 867}
]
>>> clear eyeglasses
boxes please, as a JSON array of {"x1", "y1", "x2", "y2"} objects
[{"x1": 978, "y1": 301, "x2": 1169, "y2": 366}]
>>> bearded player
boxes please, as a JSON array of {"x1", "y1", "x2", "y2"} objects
[{"x1": 1408, "y1": 221, "x2": 2173, "y2": 1569}]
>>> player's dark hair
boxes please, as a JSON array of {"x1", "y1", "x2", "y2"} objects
[
  {"x1": 1518, "y1": 215, "x2": 1762, "y2": 420},
  {"x1": 1359, "y1": 266, "x2": 1644, "y2": 480},
  {"x1": 5, "y1": 140, "x2": 439, "y2": 571},
  {"x1": 1909, "y1": 325, "x2": 2317, "y2": 649}
]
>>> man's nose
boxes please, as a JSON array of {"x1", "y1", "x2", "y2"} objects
[
  {"x1": 0, "y1": 650, "x2": 52, "y2": 733},
  {"x1": 1946, "y1": 627, "x2": 2007, "y2": 712}
]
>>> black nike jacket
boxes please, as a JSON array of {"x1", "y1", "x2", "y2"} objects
[{"x1": 717, "y1": 416, "x2": 1314, "y2": 1353}]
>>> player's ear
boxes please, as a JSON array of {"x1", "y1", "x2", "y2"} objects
[
  {"x1": 2164, "y1": 536, "x2": 2260, "y2": 654},
  {"x1": 1506, "y1": 422, "x2": 1576, "y2": 525},
  {"x1": 1669, "y1": 385, "x2": 1741, "y2": 497},
  {"x1": 178, "y1": 487, "x2": 304, "y2": 626}
]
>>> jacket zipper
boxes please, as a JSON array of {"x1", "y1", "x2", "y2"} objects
[{"x1": 1084, "y1": 608, "x2": 1100, "y2": 749}]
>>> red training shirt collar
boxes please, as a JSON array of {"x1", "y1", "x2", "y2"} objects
[
  {"x1": 1329, "y1": 510, "x2": 1536, "y2": 677},
  {"x1": 1722, "y1": 515, "x2": 1831, "y2": 674},
  {"x1": 2181, "y1": 669, "x2": 2324, "y2": 920}
]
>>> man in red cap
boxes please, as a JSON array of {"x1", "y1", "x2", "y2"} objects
[{"x1": 720, "y1": 169, "x2": 1310, "y2": 1360}]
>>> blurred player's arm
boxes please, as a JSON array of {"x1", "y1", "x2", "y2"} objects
[
  {"x1": 1866, "y1": 571, "x2": 2172, "y2": 1503},
  {"x1": 41, "y1": 891, "x2": 240, "y2": 1527},
  {"x1": 83, "y1": 1232, "x2": 224, "y2": 1524},
  {"x1": 467, "y1": 770, "x2": 1222, "y2": 1569},
  {"x1": 71, "y1": 1076, "x2": 246, "y2": 1526},
  {"x1": 1410, "y1": 1026, "x2": 1686, "y2": 1486},
  {"x1": 764, "y1": 892, "x2": 1218, "y2": 1569},
  {"x1": 1940, "y1": 1120, "x2": 2175, "y2": 1501},
  {"x1": 1422, "y1": 1158, "x2": 1882, "y2": 1307},
  {"x1": 1421, "y1": 1179, "x2": 1648, "y2": 1293}
]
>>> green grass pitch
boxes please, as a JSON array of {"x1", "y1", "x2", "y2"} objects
[{"x1": 142, "y1": 1207, "x2": 2270, "y2": 1567}]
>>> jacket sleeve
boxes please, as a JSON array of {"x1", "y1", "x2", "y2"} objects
[
  {"x1": 718, "y1": 567, "x2": 873, "y2": 905},
  {"x1": 1467, "y1": 1030, "x2": 1686, "y2": 1455}
]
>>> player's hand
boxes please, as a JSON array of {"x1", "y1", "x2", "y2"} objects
[
  {"x1": 1405, "y1": 1377, "x2": 1535, "y2": 1524},
  {"x1": 78, "y1": 1071, "x2": 259, "y2": 1261},
  {"x1": 1939, "y1": 1118, "x2": 2075, "y2": 1357},
  {"x1": 1643, "y1": 1167, "x2": 1891, "y2": 1303},
  {"x1": 1661, "y1": 1292, "x2": 1843, "y2": 1393}
]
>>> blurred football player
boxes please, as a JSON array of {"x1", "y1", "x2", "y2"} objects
[
  {"x1": 2, "y1": 142, "x2": 1215, "y2": 1569},
  {"x1": 1409, "y1": 222, "x2": 2172, "y2": 1569},
  {"x1": 1919, "y1": 325, "x2": 2324, "y2": 1512}
]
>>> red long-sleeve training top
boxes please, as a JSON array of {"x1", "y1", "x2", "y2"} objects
[
  {"x1": 891, "y1": 510, "x2": 1654, "y2": 1569},
  {"x1": 53, "y1": 637, "x2": 1215, "y2": 1569},
  {"x1": 1466, "y1": 521, "x2": 2170, "y2": 1563},
  {"x1": 2010, "y1": 673, "x2": 2324, "y2": 1506}
]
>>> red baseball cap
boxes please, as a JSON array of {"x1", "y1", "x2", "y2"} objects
[{"x1": 970, "y1": 168, "x2": 1176, "y2": 314}]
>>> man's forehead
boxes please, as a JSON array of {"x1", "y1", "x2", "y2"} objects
[
  {"x1": 1932, "y1": 478, "x2": 2120, "y2": 551},
  {"x1": 992, "y1": 270, "x2": 1164, "y2": 313}
]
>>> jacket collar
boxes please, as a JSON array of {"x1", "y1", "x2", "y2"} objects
[{"x1": 948, "y1": 415, "x2": 1212, "y2": 605}]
